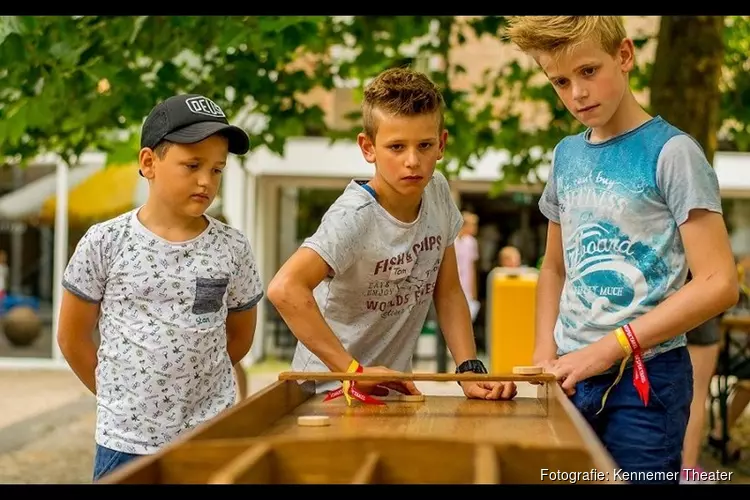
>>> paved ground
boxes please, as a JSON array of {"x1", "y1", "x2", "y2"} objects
[{"x1": 1, "y1": 360, "x2": 749, "y2": 484}]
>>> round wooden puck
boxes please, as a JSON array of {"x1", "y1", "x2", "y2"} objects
[
  {"x1": 399, "y1": 394, "x2": 425, "y2": 402},
  {"x1": 512, "y1": 366, "x2": 544, "y2": 375},
  {"x1": 297, "y1": 415, "x2": 330, "y2": 427}
]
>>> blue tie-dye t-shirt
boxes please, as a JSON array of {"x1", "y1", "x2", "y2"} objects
[{"x1": 539, "y1": 116, "x2": 723, "y2": 360}]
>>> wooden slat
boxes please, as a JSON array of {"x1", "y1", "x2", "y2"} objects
[
  {"x1": 190, "y1": 380, "x2": 311, "y2": 441},
  {"x1": 349, "y1": 452, "x2": 381, "y2": 484},
  {"x1": 268, "y1": 436, "x2": 478, "y2": 484},
  {"x1": 473, "y1": 445, "x2": 500, "y2": 484},
  {"x1": 495, "y1": 443, "x2": 605, "y2": 484},
  {"x1": 159, "y1": 439, "x2": 261, "y2": 484},
  {"x1": 278, "y1": 371, "x2": 554, "y2": 383},
  {"x1": 207, "y1": 443, "x2": 274, "y2": 484}
]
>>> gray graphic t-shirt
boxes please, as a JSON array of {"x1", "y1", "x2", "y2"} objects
[
  {"x1": 291, "y1": 171, "x2": 463, "y2": 393},
  {"x1": 539, "y1": 116, "x2": 723, "y2": 360},
  {"x1": 62, "y1": 210, "x2": 263, "y2": 454}
]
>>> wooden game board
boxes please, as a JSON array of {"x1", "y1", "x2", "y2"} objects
[{"x1": 98, "y1": 371, "x2": 621, "y2": 484}]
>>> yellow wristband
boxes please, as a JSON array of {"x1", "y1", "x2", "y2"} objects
[
  {"x1": 596, "y1": 327, "x2": 633, "y2": 416},
  {"x1": 614, "y1": 327, "x2": 632, "y2": 356},
  {"x1": 343, "y1": 359, "x2": 360, "y2": 407},
  {"x1": 346, "y1": 359, "x2": 360, "y2": 373}
]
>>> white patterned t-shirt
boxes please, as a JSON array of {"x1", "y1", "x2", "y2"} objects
[
  {"x1": 291, "y1": 171, "x2": 464, "y2": 393},
  {"x1": 62, "y1": 209, "x2": 264, "y2": 454}
]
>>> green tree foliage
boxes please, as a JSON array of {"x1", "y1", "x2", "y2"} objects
[
  {"x1": 0, "y1": 16, "x2": 335, "y2": 166},
  {"x1": 0, "y1": 15, "x2": 747, "y2": 188}
]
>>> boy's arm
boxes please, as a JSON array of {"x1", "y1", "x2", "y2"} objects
[
  {"x1": 225, "y1": 236, "x2": 264, "y2": 366},
  {"x1": 433, "y1": 245, "x2": 479, "y2": 365},
  {"x1": 622, "y1": 209, "x2": 738, "y2": 350},
  {"x1": 613, "y1": 136, "x2": 738, "y2": 353},
  {"x1": 57, "y1": 291, "x2": 100, "y2": 395},
  {"x1": 267, "y1": 247, "x2": 354, "y2": 372},
  {"x1": 534, "y1": 145, "x2": 563, "y2": 364},
  {"x1": 226, "y1": 308, "x2": 257, "y2": 366},
  {"x1": 534, "y1": 221, "x2": 565, "y2": 365},
  {"x1": 56, "y1": 226, "x2": 107, "y2": 395},
  {"x1": 268, "y1": 204, "x2": 367, "y2": 373}
]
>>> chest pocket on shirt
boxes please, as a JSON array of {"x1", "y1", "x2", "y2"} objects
[{"x1": 192, "y1": 277, "x2": 229, "y2": 315}]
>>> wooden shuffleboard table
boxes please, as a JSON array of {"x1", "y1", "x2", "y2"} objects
[{"x1": 98, "y1": 370, "x2": 621, "y2": 484}]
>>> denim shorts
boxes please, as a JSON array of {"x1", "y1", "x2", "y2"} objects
[
  {"x1": 93, "y1": 444, "x2": 143, "y2": 482},
  {"x1": 569, "y1": 346, "x2": 693, "y2": 484}
]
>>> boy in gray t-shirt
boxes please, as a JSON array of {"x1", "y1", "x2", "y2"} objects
[
  {"x1": 268, "y1": 68, "x2": 517, "y2": 401},
  {"x1": 57, "y1": 94, "x2": 263, "y2": 481}
]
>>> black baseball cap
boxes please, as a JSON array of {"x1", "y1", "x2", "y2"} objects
[{"x1": 140, "y1": 94, "x2": 250, "y2": 156}]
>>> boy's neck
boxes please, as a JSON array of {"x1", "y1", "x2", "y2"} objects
[
  {"x1": 369, "y1": 176, "x2": 422, "y2": 223},
  {"x1": 588, "y1": 91, "x2": 653, "y2": 143},
  {"x1": 138, "y1": 199, "x2": 209, "y2": 242}
]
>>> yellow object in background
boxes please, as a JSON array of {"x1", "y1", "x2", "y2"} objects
[
  {"x1": 40, "y1": 164, "x2": 141, "y2": 227},
  {"x1": 485, "y1": 268, "x2": 538, "y2": 374}
]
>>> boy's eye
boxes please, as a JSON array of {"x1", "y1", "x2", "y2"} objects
[{"x1": 582, "y1": 67, "x2": 596, "y2": 76}]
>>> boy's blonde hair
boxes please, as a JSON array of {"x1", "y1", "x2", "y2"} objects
[
  {"x1": 362, "y1": 66, "x2": 445, "y2": 141},
  {"x1": 505, "y1": 16, "x2": 627, "y2": 56}
]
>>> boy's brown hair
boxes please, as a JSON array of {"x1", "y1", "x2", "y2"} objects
[
  {"x1": 505, "y1": 16, "x2": 627, "y2": 57},
  {"x1": 361, "y1": 66, "x2": 445, "y2": 141}
]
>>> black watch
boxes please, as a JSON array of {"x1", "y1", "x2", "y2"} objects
[{"x1": 455, "y1": 359, "x2": 487, "y2": 385}]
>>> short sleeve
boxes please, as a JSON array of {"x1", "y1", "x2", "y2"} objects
[
  {"x1": 300, "y1": 204, "x2": 369, "y2": 276},
  {"x1": 62, "y1": 225, "x2": 107, "y2": 303},
  {"x1": 538, "y1": 145, "x2": 560, "y2": 223},
  {"x1": 657, "y1": 134, "x2": 723, "y2": 226},
  {"x1": 227, "y1": 235, "x2": 264, "y2": 313}
]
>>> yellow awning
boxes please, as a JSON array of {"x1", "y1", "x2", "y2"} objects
[{"x1": 40, "y1": 164, "x2": 141, "y2": 226}]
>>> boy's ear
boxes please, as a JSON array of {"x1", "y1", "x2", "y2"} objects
[
  {"x1": 437, "y1": 129, "x2": 449, "y2": 161},
  {"x1": 618, "y1": 38, "x2": 635, "y2": 73},
  {"x1": 357, "y1": 132, "x2": 376, "y2": 164},
  {"x1": 138, "y1": 147, "x2": 157, "y2": 179}
]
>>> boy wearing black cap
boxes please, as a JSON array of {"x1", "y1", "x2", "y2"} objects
[{"x1": 56, "y1": 94, "x2": 263, "y2": 481}]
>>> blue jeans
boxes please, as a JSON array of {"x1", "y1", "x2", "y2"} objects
[
  {"x1": 93, "y1": 444, "x2": 143, "y2": 482},
  {"x1": 570, "y1": 346, "x2": 693, "y2": 484}
]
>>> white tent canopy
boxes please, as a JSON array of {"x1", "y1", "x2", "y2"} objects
[
  {"x1": 0, "y1": 163, "x2": 102, "y2": 221},
  {"x1": 0, "y1": 152, "x2": 107, "y2": 221},
  {"x1": 243, "y1": 136, "x2": 750, "y2": 196}
]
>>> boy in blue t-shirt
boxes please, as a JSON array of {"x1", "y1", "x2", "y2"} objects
[{"x1": 507, "y1": 16, "x2": 739, "y2": 483}]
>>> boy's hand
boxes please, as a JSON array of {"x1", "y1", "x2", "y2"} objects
[
  {"x1": 461, "y1": 381, "x2": 517, "y2": 400},
  {"x1": 529, "y1": 358, "x2": 557, "y2": 386},
  {"x1": 545, "y1": 334, "x2": 622, "y2": 395},
  {"x1": 355, "y1": 365, "x2": 422, "y2": 397}
]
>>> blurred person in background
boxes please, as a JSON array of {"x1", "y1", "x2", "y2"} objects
[
  {"x1": 680, "y1": 270, "x2": 721, "y2": 483},
  {"x1": 0, "y1": 249, "x2": 7, "y2": 308},
  {"x1": 701, "y1": 254, "x2": 750, "y2": 468},
  {"x1": 498, "y1": 245, "x2": 522, "y2": 268},
  {"x1": 455, "y1": 211, "x2": 480, "y2": 321}
]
